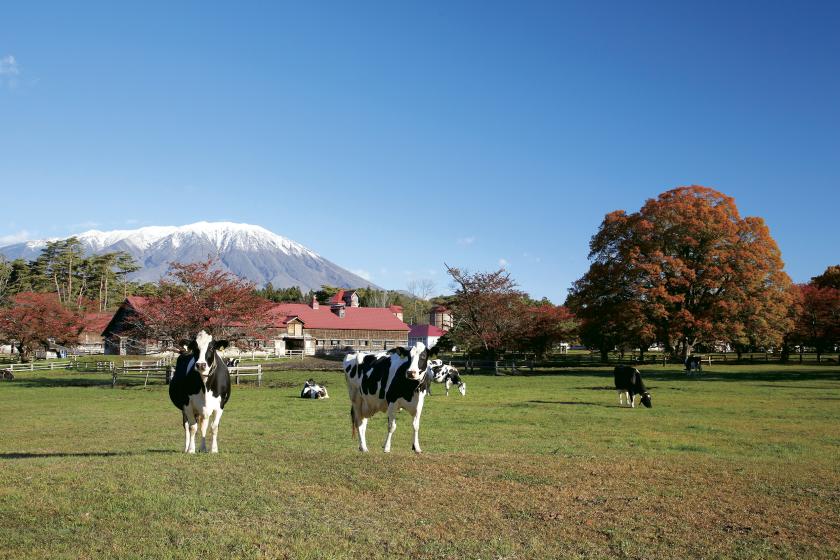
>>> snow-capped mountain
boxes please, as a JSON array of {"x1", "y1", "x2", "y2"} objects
[{"x1": 0, "y1": 222, "x2": 378, "y2": 291}]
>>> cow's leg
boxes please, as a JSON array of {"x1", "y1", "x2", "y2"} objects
[
  {"x1": 618, "y1": 391, "x2": 626, "y2": 406},
  {"x1": 198, "y1": 414, "x2": 209, "y2": 453},
  {"x1": 445, "y1": 379, "x2": 452, "y2": 396},
  {"x1": 383, "y1": 403, "x2": 397, "y2": 453},
  {"x1": 183, "y1": 409, "x2": 198, "y2": 453},
  {"x1": 357, "y1": 416, "x2": 369, "y2": 453},
  {"x1": 629, "y1": 391, "x2": 636, "y2": 408},
  {"x1": 410, "y1": 400, "x2": 424, "y2": 453},
  {"x1": 182, "y1": 412, "x2": 190, "y2": 453},
  {"x1": 208, "y1": 409, "x2": 224, "y2": 453}
]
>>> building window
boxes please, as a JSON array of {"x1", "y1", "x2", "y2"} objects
[
  {"x1": 359, "y1": 340, "x2": 368, "y2": 347},
  {"x1": 331, "y1": 340, "x2": 340, "y2": 346},
  {"x1": 343, "y1": 340, "x2": 355, "y2": 347},
  {"x1": 372, "y1": 340, "x2": 383, "y2": 349}
]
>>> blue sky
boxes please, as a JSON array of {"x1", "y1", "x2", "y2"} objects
[{"x1": 1, "y1": 1, "x2": 838, "y2": 302}]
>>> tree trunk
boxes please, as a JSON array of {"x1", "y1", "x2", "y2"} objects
[{"x1": 599, "y1": 346, "x2": 609, "y2": 363}]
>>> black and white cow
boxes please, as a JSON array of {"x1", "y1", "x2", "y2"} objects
[
  {"x1": 614, "y1": 365, "x2": 652, "y2": 408},
  {"x1": 300, "y1": 378, "x2": 329, "y2": 399},
  {"x1": 1, "y1": 368, "x2": 14, "y2": 381},
  {"x1": 168, "y1": 331, "x2": 231, "y2": 453},
  {"x1": 685, "y1": 355, "x2": 703, "y2": 375},
  {"x1": 343, "y1": 342, "x2": 432, "y2": 453},
  {"x1": 427, "y1": 359, "x2": 466, "y2": 396}
]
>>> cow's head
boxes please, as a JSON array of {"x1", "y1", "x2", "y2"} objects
[
  {"x1": 186, "y1": 331, "x2": 229, "y2": 376},
  {"x1": 394, "y1": 342, "x2": 429, "y2": 381},
  {"x1": 640, "y1": 392, "x2": 652, "y2": 408},
  {"x1": 448, "y1": 367, "x2": 467, "y2": 396}
]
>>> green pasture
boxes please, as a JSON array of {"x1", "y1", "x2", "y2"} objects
[{"x1": 1, "y1": 364, "x2": 838, "y2": 559}]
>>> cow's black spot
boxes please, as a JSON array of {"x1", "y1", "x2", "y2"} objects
[
  {"x1": 386, "y1": 361, "x2": 422, "y2": 403},
  {"x1": 361, "y1": 355, "x2": 391, "y2": 397}
]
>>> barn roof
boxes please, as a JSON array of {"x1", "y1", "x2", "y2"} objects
[
  {"x1": 408, "y1": 324, "x2": 447, "y2": 337},
  {"x1": 82, "y1": 312, "x2": 113, "y2": 334},
  {"x1": 269, "y1": 303, "x2": 410, "y2": 331}
]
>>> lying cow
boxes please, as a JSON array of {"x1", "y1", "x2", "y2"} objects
[
  {"x1": 168, "y1": 331, "x2": 231, "y2": 453},
  {"x1": 428, "y1": 359, "x2": 466, "y2": 396},
  {"x1": 343, "y1": 342, "x2": 432, "y2": 453},
  {"x1": 1, "y1": 368, "x2": 14, "y2": 381},
  {"x1": 614, "y1": 364, "x2": 652, "y2": 408},
  {"x1": 301, "y1": 378, "x2": 329, "y2": 399}
]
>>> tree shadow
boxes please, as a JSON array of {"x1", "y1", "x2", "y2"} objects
[
  {"x1": 0, "y1": 451, "x2": 136, "y2": 459},
  {"x1": 525, "y1": 400, "x2": 610, "y2": 407}
]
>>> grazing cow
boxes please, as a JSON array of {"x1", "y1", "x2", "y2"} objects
[
  {"x1": 614, "y1": 365, "x2": 652, "y2": 408},
  {"x1": 428, "y1": 359, "x2": 466, "y2": 396},
  {"x1": 343, "y1": 342, "x2": 432, "y2": 453},
  {"x1": 685, "y1": 355, "x2": 703, "y2": 375},
  {"x1": 1, "y1": 368, "x2": 13, "y2": 381},
  {"x1": 300, "y1": 378, "x2": 329, "y2": 399},
  {"x1": 168, "y1": 331, "x2": 231, "y2": 453}
]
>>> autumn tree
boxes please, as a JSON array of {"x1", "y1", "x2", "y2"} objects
[
  {"x1": 811, "y1": 265, "x2": 840, "y2": 289},
  {"x1": 518, "y1": 304, "x2": 578, "y2": 359},
  {"x1": 134, "y1": 259, "x2": 273, "y2": 345},
  {"x1": 791, "y1": 282, "x2": 840, "y2": 362},
  {"x1": 569, "y1": 186, "x2": 793, "y2": 361},
  {"x1": 0, "y1": 292, "x2": 83, "y2": 361},
  {"x1": 444, "y1": 264, "x2": 525, "y2": 358}
]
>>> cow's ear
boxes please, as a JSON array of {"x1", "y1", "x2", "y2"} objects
[
  {"x1": 214, "y1": 340, "x2": 229, "y2": 351},
  {"x1": 392, "y1": 346, "x2": 410, "y2": 358}
]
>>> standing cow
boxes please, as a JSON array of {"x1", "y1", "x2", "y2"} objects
[
  {"x1": 168, "y1": 331, "x2": 231, "y2": 453},
  {"x1": 343, "y1": 342, "x2": 432, "y2": 453},
  {"x1": 614, "y1": 365, "x2": 652, "y2": 408},
  {"x1": 428, "y1": 359, "x2": 466, "y2": 396}
]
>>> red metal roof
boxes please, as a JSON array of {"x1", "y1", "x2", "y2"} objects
[
  {"x1": 328, "y1": 290, "x2": 345, "y2": 304},
  {"x1": 431, "y1": 305, "x2": 449, "y2": 312},
  {"x1": 408, "y1": 324, "x2": 447, "y2": 337},
  {"x1": 269, "y1": 303, "x2": 409, "y2": 331}
]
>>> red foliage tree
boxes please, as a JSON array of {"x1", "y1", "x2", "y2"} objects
[
  {"x1": 569, "y1": 186, "x2": 793, "y2": 360},
  {"x1": 791, "y1": 283, "x2": 840, "y2": 362},
  {"x1": 444, "y1": 264, "x2": 525, "y2": 357},
  {"x1": 0, "y1": 292, "x2": 83, "y2": 360},
  {"x1": 135, "y1": 259, "x2": 273, "y2": 345},
  {"x1": 518, "y1": 304, "x2": 578, "y2": 359}
]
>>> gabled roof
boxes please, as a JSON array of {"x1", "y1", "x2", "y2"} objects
[
  {"x1": 328, "y1": 290, "x2": 346, "y2": 304},
  {"x1": 82, "y1": 312, "x2": 113, "y2": 334},
  {"x1": 269, "y1": 303, "x2": 409, "y2": 331},
  {"x1": 408, "y1": 324, "x2": 447, "y2": 338}
]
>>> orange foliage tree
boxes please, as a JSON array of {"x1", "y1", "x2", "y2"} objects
[
  {"x1": 135, "y1": 259, "x2": 273, "y2": 345},
  {"x1": 569, "y1": 186, "x2": 793, "y2": 361},
  {"x1": 0, "y1": 292, "x2": 83, "y2": 360}
]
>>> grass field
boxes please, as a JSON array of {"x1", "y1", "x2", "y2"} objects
[{"x1": 1, "y1": 364, "x2": 839, "y2": 559}]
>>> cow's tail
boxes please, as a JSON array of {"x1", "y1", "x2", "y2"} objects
[{"x1": 350, "y1": 405, "x2": 357, "y2": 440}]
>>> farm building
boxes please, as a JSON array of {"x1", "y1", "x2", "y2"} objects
[
  {"x1": 429, "y1": 305, "x2": 453, "y2": 330},
  {"x1": 101, "y1": 296, "x2": 170, "y2": 355},
  {"x1": 408, "y1": 323, "x2": 446, "y2": 350},
  {"x1": 100, "y1": 295, "x2": 410, "y2": 356},
  {"x1": 267, "y1": 296, "x2": 409, "y2": 355},
  {"x1": 77, "y1": 312, "x2": 113, "y2": 354}
]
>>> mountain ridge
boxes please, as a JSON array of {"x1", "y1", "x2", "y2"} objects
[{"x1": 0, "y1": 222, "x2": 378, "y2": 292}]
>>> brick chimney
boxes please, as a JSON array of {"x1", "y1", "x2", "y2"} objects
[
  {"x1": 331, "y1": 303, "x2": 346, "y2": 318},
  {"x1": 311, "y1": 295, "x2": 319, "y2": 310}
]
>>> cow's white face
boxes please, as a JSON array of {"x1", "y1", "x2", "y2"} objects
[
  {"x1": 193, "y1": 330, "x2": 214, "y2": 374},
  {"x1": 406, "y1": 342, "x2": 429, "y2": 380}
]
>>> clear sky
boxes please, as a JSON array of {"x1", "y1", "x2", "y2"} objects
[{"x1": 1, "y1": 1, "x2": 838, "y2": 302}]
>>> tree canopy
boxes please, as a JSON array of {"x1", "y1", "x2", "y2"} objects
[{"x1": 568, "y1": 186, "x2": 793, "y2": 360}]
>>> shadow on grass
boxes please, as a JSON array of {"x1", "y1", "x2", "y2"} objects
[
  {"x1": 3, "y1": 377, "x2": 167, "y2": 389},
  {"x1": 559, "y1": 368, "x2": 840, "y2": 384},
  {"x1": 525, "y1": 400, "x2": 612, "y2": 408},
  {"x1": 0, "y1": 451, "x2": 136, "y2": 459}
]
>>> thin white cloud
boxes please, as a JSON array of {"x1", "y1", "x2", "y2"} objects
[
  {"x1": 499, "y1": 258, "x2": 509, "y2": 268},
  {"x1": 352, "y1": 269, "x2": 372, "y2": 281},
  {"x1": 0, "y1": 229, "x2": 33, "y2": 246},
  {"x1": 0, "y1": 55, "x2": 20, "y2": 89},
  {"x1": 457, "y1": 236, "x2": 476, "y2": 246}
]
